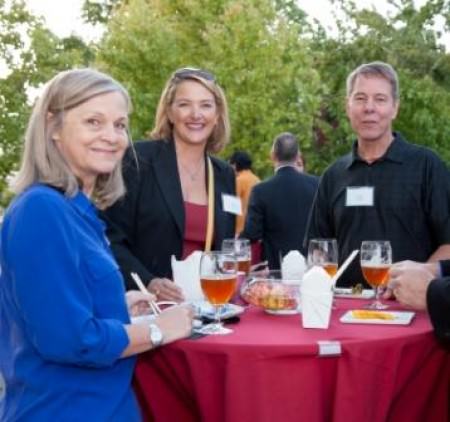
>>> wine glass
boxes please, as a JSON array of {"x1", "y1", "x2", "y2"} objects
[
  {"x1": 307, "y1": 239, "x2": 338, "y2": 276},
  {"x1": 199, "y1": 251, "x2": 238, "y2": 335},
  {"x1": 222, "y1": 238, "x2": 251, "y2": 275},
  {"x1": 360, "y1": 240, "x2": 392, "y2": 309}
]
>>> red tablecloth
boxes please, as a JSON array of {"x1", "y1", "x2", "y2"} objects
[{"x1": 134, "y1": 299, "x2": 450, "y2": 422}]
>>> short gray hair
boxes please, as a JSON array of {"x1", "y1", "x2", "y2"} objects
[
  {"x1": 12, "y1": 68, "x2": 131, "y2": 209},
  {"x1": 272, "y1": 132, "x2": 299, "y2": 163},
  {"x1": 346, "y1": 61, "x2": 399, "y2": 100}
]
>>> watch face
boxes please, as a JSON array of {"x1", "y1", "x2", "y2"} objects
[{"x1": 150, "y1": 324, "x2": 163, "y2": 346}]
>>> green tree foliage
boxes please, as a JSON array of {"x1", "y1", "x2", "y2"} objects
[
  {"x1": 95, "y1": 0, "x2": 321, "y2": 177},
  {"x1": 82, "y1": 0, "x2": 121, "y2": 25},
  {"x1": 2, "y1": 0, "x2": 450, "y2": 207},
  {"x1": 0, "y1": 0, "x2": 39, "y2": 204},
  {"x1": 0, "y1": 0, "x2": 95, "y2": 206}
]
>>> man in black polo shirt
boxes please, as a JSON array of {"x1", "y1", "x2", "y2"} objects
[{"x1": 306, "y1": 61, "x2": 450, "y2": 287}]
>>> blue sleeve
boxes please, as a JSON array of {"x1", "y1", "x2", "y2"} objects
[{"x1": 4, "y1": 191, "x2": 129, "y2": 368}]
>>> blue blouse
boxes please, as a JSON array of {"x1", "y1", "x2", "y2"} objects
[{"x1": 0, "y1": 185, "x2": 140, "y2": 421}]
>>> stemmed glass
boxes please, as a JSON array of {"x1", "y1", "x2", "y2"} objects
[
  {"x1": 360, "y1": 240, "x2": 392, "y2": 309},
  {"x1": 307, "y1": 239, "x2": 339, "y2": 277},
  {"x1": 199, "y1": 251, "x2": 238, "y2": 335},
  {"x1": 222, "y1": 238, "x2": 251, "y2": 276}
]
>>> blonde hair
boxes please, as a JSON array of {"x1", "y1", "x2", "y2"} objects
[
  {"x1": 13, "y1": 68, "x2": 131, "y2": 209},
  {"x1": 150, "y1": 68, "x2": 230, "y2": 154}
]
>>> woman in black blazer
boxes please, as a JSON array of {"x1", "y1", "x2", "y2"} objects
[{"x1": 103, "y1": 68, "x2": 236, "y2": 301}]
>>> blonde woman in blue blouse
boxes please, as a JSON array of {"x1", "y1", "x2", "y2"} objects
[{"x1": 0, "y1": 68, "x2": 193, "y2": 421}]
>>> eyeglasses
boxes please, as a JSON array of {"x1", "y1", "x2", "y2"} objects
[{"x1": 173, "y1": 67, "x2": 216, "y2": 83}]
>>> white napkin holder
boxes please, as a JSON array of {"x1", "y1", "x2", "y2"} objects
[
  {"x1": 301, "y1": 266, "x2": 333, "y2": 329},
  {"x1": 171, "y1": 251, "x2": 204, "y2": 302},
  {"x1": 281, "y1": 250, "x2": 306, "y2": 282}
]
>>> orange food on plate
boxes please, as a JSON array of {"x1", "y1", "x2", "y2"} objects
[{"x1": 351, "y1": 310, "x2": 395, "y2": 320}]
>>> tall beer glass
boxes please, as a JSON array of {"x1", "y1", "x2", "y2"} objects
[
  {"x1": 307, "y1": 239, "x2": 338, "y2": 276},
  {"x1": 200, "y1": 251, "x2": 237, "y2": 335},
  {"x1": 222, "y1": 238, "x2": 251, "y2": 275},
  {"x1": 360, "y1": 240, "x2": 392, "y2": 309}
]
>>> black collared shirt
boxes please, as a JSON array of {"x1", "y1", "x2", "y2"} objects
[{"x1": 306, "y1": 132, "x2": 450, "y2": 287}]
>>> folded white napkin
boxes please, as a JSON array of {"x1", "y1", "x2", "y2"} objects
[
  {"x1": 301, "y1": 266, "x2": 333, "y2": 329},
  {"x1": 281, "y1": 250, "x2": 306, "y2": 282},
  {"x1": 171, "y1": 251, "x2": 204, "y2": 302}
]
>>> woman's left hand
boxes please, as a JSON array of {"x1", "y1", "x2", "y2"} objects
[
  {"x1": 125, "y1": 290, "x2": 156, "y2": 316},
  {"x1": 148, "y1": 277, "x2": 185, "y2": 303}
]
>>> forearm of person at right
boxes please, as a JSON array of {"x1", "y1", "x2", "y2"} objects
[
  {"x1": 388, "y1": 261, "x2": 435, "y2": 309},
  {"x1": 385, "y1": 260, "x2": 439, "y2": 300},
  {"x1": 427, "y1": 244, "x2": 450, "y2": 263},
  {"x1": 426, "y1": 277, "x2": 450, "y2": 346}
]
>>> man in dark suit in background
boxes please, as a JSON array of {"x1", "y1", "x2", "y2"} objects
[{"x1": 241, "y1": 132, "x2": 318, "y2": 269}]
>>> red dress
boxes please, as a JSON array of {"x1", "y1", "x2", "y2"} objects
[{"x1": 182, "y1": 201, "x2": 207, "y2": 259}]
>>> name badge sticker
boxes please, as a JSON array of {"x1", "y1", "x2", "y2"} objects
[
  {"x1": 346, "y1": 187, "x2": 374, "y2": 207},
  {"x1": 222, "y1": 194, "x2": 242, "y2": 215}
]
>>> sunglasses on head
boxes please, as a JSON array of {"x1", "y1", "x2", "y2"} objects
[{"x1": 173, "y1": 67, "x2": 216, "y2": 83}]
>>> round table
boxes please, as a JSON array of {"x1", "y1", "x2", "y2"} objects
[{"x1": 134, "y1": 298, "x2": 450, "y2": 422}]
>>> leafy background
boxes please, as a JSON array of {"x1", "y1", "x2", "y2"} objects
[{"x1": 1, "y1": 0, "x2": 450, "y2": 207}]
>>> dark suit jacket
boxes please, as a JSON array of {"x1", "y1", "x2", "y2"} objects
[
  {"x1": 427, "y1": 260, "x2": 450, "y2": 347},
  {"x1": 241, "y1": 166, "x2": 319, "y2": 269},
  {"x1": 102, "y1": 139, "x2": 236, "y2": 290}
]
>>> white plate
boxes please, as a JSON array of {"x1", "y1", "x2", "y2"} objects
[
  {"x1": 265, "y1": 308, "x2": 299, "y2": 315},
  {"x1": 132, "y1": 302, "x2": 245, "y2": 324},
  {"x1": 340, "y1": 310, "x2": 415, "y2": 325},
  {"x1": 334, "y1": 288, "x2": 375, "y2": 299},
  {"x1": 193, "y1": 301, "x2": 245, "y2": 320}
]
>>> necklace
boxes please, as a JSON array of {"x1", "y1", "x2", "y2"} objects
[{"x1": 178, "y1": 157, "x2": 205, "y2": 182}]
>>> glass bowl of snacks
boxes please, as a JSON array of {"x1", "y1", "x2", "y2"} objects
[{"x1": 241, "y1": 270, "x2": 301, "y2": 315}]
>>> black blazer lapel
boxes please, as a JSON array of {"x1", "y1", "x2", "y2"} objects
[
  {"x1": 152, "y1": 141, "x2": 185, "y2": 237},
  {"x1": 212, "y1": 163, "x2": 224, "y2": 248},
  {"x1": 210, "y1": 157, "x2": 232, "y2": 248}
]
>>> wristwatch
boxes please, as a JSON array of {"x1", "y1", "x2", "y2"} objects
[{"x1": 149, "y1": 323, "x2": 163, "y2": 348}]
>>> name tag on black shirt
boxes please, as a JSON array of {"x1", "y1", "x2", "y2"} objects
[{"x1": 346, "y1": 187, "x2": 374, "y2": 206}]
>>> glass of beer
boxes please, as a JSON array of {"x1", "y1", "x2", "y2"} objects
[
  {"x1": 360, "y1": 240, "x2": 392, "y2": 309},
  {"x1": 199, "y1": 251, "x2": 238, "y2": 335},
  {"x1": 222, "y1": 238, "x2": 251, "y2": 275},
  {"x1": 307, "y1": 239, "x2": 338, "y2": 277}
]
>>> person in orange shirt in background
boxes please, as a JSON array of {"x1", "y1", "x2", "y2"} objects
[{"x1": 229, "y1": 151, "x2": 260, "y2": 235}]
